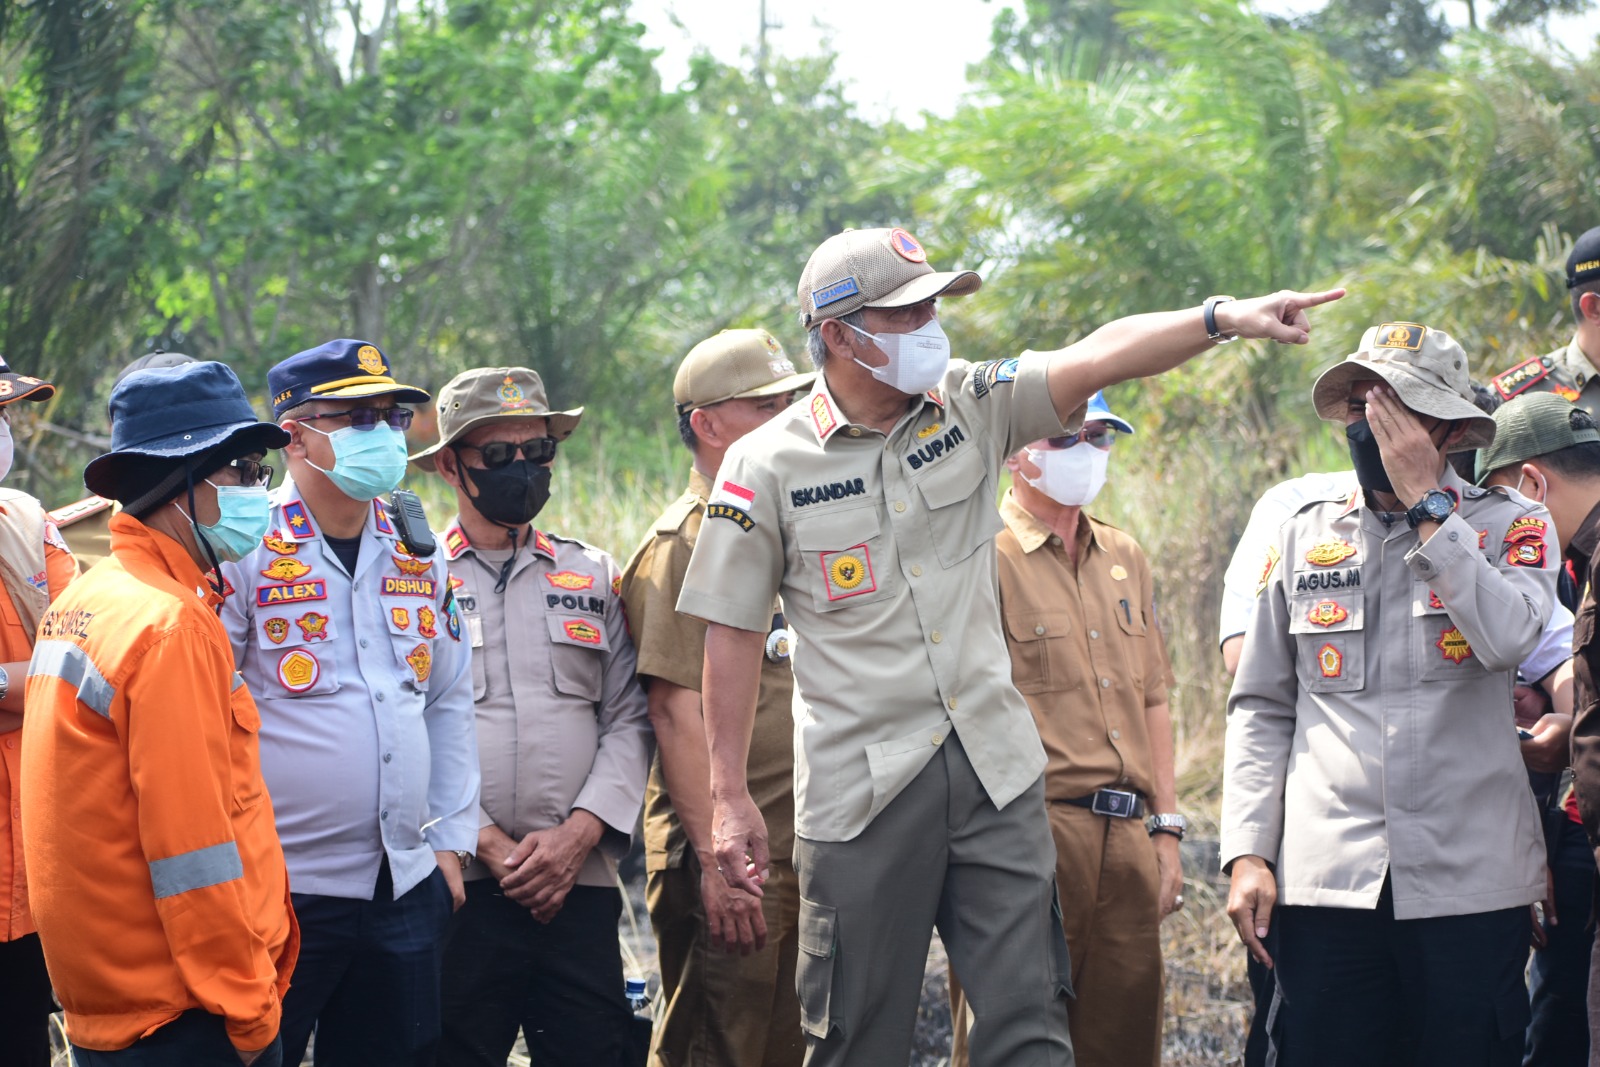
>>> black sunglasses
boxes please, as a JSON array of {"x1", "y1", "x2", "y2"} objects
[
  {"x1": 296, "y1": 407, "x2": 414, "y2": 432},
  {"x1": 452, "y1": 437, "x2": 559, "y2": 469},
  {"x1": 1044, "y1": 427, "x2": 1117, "y2": 450},
  {"x1": 221, "y1": 457, "x2": 273, "y2": 488}
]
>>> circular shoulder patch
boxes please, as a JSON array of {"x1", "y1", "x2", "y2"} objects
[{"x1": 889, "y1": 228, "x2": 926, "y2": 263}]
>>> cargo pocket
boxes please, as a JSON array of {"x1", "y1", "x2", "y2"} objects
[
  {"x1": 797, "y1": 897, "x2": 843, "y2": 1039},
  {"x1": 545, "y1": 614, "x2": 607, "y2": 702},
  {"x1": 1003, "y1": 611, "x2": 1076, "y2": 695},
  {"x1": 795, "y1": 506, "x2": 893, "y2": 613},
  {"x1": 915, "y1": 448, "x2": 1002, "y2": 569},
  {"x1": 1048, "y1": 881, "x2": 1075, "y2": 1000}
]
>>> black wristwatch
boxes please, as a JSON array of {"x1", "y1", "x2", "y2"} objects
[
  {"x1": 1405, "y1": 488, "x2": 1455, "y2": 529},
  {"x1": 1203, "y1": 296, "x2": 1238, "y2": 344}
]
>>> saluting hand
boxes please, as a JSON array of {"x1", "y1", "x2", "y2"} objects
[
  {"x1": 1214, "y1": 288, "x2": 1347, "y2": 345},
  {"x1": 711, "y1": 790, "x2": 770, "y2": 898}
]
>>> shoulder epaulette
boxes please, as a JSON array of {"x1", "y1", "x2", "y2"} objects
[
  {"x1": 48, "y1": 495, "x2": 113, "y2": 527},
  {"x1": 1490, "y1": 356, "x2": 1553, "y2": 400}
]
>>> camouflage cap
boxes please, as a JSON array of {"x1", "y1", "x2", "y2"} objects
[
  {"x1": 1474, "y1": 391, "x2": 1600, "y2": 483},
  {"x1": 673, "y1": 329, "x2": 815, "y2": 414},
  {"x1": 797, "y1": 227, "x2": 981, "y2": 329},
  {"x1": 1311, "y1": 322, "x2": 1496, "y2": 451},
  {"x1": 409, "y1": 366, "x2": 583, "y2": 470}
]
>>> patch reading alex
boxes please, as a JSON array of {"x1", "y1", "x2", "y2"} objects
[
  {"x1": 1307, "y1": 601, "x2": 1348, "y2": 627},
  {"x1": 356, "y1": 344, "x2": 387, "y2": 375},
  {"x1": 263, "y1": 618, "x2": 290, "y2": 644},
  {"x1": 821, "y1": 545, "x2": 877, "y2": 601},
  {"x1": 1509, "y1": 540, "x2": 1547, "y2": 568},
  {"x1": 256, "y1": 580, "x2": 327, "y2": 607},
  {"x1": 1373, "y1": 322, "x2": 1425, "y2": 351},
  {"x1": 791, "y1": 477, "x2": 866, "y2": 509},
  {"x1": 391, "y1": 607, "x2": 411, "y2": 631},
  {"x1": 905, "y1": 423, "x2": 966, "y2": 470},
  {"x1": 261, "y1": 557, "x2": 313, "y2": 583},
  {"x1": 277, "y1": 650, "x2": 320, "y2": 693},
  {"x1": 1436, "y1": 625, "x2": 1474, "y2": 663},
  {"x1": 1304, "y1": 539, "x2": 1358, "y2": 567},
  {"x1": 1491, "y1": 356, "x2": 1553, "y2": 400},
  {"x1": 392, "y1": 555, "x2": 431, "y2": 577},
  {"x1": 382, "y1": 576, "x2": 436, "y2": 598},
  {"x1": 295, "y1": 612, "x2": 330, "y2": 641},
  {"x1": 546, "y1": 571, "x2": 595, "y2": 591},
  {"x1": 406, "y1": 643, "x2": 432, "y2": 683},
  {"x1": 1294, "y1": 568, "x2": 1361, "y2": 593},
  {"x1": 1255, "y1": 545, "x2": 1282, "y2": 597},
  {"x1": 417, "y1": 606, "x2": 438, "y2": 639},
  {"x1": 1318, "y1": 643, "x2": 1343, "y2": 678},
  {"x1": 563, "y1": 620, "x2": 602, "y2": 645},
  {"x1": 263, "y1": 535, "x2": 299, "y2": 556}
]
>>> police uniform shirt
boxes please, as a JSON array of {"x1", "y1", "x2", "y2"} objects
[
  {"x1": 1223, "y1": 465, "x2": 1555, "y2": 919},
  {"x1": 220, "y1": 478, "x2": 480, "y2": 900},
  {"x1": 620, "y1": 468, "x2": 797, "y2": 870},
  {"x1": 676, "y1": 355, "x2": 1075, "y2": 843},
  {"x1": 444, "y1": 520, "x2": 650, "y2": 888},
  {"x1": 1489, "y1": 337, "x2": 1600, "y2": 416}
]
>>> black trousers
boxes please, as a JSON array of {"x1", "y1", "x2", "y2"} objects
[
  {"x1": 0, "y1": 933, "x2": 54, "y2": 1067},
  {"x1": 1275, "y1": 880, "x2": 1529, "y2": 1067},
  {"x1": 70, "y1": 1009, "x2": 282, "y2": 1066},
  {"x1": 1526, "y1": 818, "x2": 1592, "y2": 1066},
  {"x1": 438, "y1": 880, "x2": 634, "y2": 1067}
]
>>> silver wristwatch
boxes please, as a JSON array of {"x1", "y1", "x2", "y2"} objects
[
  {"x1": 0, "y1": 664, "x2": 10, "y2": 703},
  {"x1": 1146, "y1": 812, "x2": 1187, "y2": 839}
]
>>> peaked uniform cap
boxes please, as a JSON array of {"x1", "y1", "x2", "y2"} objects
[
  {"x1": 1311, "y1": 322, "x2": 1495, "y2": 451},
  {"x1": 1475, "y1": 391, "x2": 1600, "y2": 483},
  {"x1": 797, "y1": 227, "x2": 982, "y2": 328},
  {"x1": 673, "y1": 329, "x2": 816, "y2": 414},
  {"x1": 268, "y1": 339, "x2": 429, "y2": 417},
  {"x1": 410, "y1": 366, "x2": 583, "y2": 470}
]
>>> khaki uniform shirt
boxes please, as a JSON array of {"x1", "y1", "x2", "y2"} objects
[
  {"x1": 49, "y1": 496, "x2": 114, "y2": 569},
  {"x1": 994, "y1": 491, "x2": 1174, "y2": 801},
  {"x1": 444, "y1": 520, "x2": 652, "y2": 888},
  {"x1": 620, "y1": 468, "x2": 796, "y2": 870},
  {"x1": 1488, "y1": 337, "x2": 1600, "y2": 416},
  {"x1": 1223, "y1": 467, "x2": 1554, "y2": 919},
  {"x1": 677, "y1": 356, "x2": 1074, "y2": 842}
]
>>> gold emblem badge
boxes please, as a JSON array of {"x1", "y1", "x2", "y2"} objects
[
  {"x1": 406, "y1": 643, "x2": 432, "y2": 683},
  {"x1": 829, "y1": 554, "x2": 865, "y2": 590},
  {"x1": 261, "y1": 557, "x2": 313, "y2": 583},
  {"x1": 263, "y1": 618, "x2": 290, "y2": 644},
  {"x1": 1109, "y1": 564, "x2": 1128, "y2": 581},
  {"x1": 263, "y1": 536, "x2": 299, "y2": 556},
  {"x1": 295, "y1": 611, "x2": 330, "y2": 641},
  {"x1": 545, "y1": 571, "x2": 595, "y2": 591},
  {"x1": 611, "y1": 575, "x2": 622, "y2": 596},
  {"x1": 1317, "y1": 643, "x2": 1343, "y2": 678},
  {"x1": 917, "y1": 422, "x2": 943, "y2": 439},
  {"x1": 497, "y1": 375, "x2": 528, "y2": 410},
  {"x1": 563, "y1": 620, "x2": 602, "y2": 645},
  {"x1": 1373, "y1": 322, "x2": 1425, "y2": 351},
  {"x1": 418, "y1": 606, "x2": 437, "y2": 639},
  {"x1": 1255, "y1": 545, "x2": 1281, "y2": 597},
  {"x1": 1304, "y1": 539, "x2": 1358, "y2": 567},
  {"x1": 391, "y1": 607, "x2": 410, "y2": 630},
  {"x1": 1436, "y1": 626, "x2": 1473, "y2": 664},
  {"x1": 277, "y1": 650, "x2": 320, "y2": 692},
  {"x1": 356, "y1": 344, "x2": 386, "y2": 375},
  {"x1": 392, "y1": 554, "x2": 432, "y2": 576},
  {"x1": 1307, "y1": 601, "x2": 1348, "y2": 628}
]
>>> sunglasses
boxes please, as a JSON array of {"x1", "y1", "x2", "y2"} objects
[
  {"x1": 452, "y1": 437, "x2": 559, "y2": 469},
  {"x1": 219, "y1": 457, "x2": 273, "y2": 488},
  {"x1": 1044, "y1": 427, "x2": 1117, "y2": 450},
  {"x1": 296, "y1": 407, "x2": 414, "y2": 431}
]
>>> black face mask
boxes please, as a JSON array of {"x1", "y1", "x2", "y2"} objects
[
  {"x1": 465, "y1": 461, "x2": 551, "y2": 527},
  {"x1": 1345, "y1": 419, "x2": 1393, "y2": 496}
]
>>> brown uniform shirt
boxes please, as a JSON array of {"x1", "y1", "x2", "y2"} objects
[
  {"x1": 994, "y1": 491, "x2": 1173, "y2": 802},
  {"x1": 50, "y1": 496, "x2": 114, "y2": 569},
  {"x1": 621, "y1": 468, "x2": 796, "y2": 869}
]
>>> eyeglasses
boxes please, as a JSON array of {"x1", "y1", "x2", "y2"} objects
[
  {"x1": 1044, "y1": 427, "x2": 1117, "y2": 450},
  {"x1": 221, "y1": 457, "x2": 273, "y2": 487},
  {"x1": 296, "y1": 407, "x2": 414, "y2": 431},
  {"x1": 452, "y1": 437, "x2": 559, "y2": 469}
]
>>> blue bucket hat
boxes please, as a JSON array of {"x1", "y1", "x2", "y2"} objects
[
  {"x1": 1085, "y1": 391, "x2": 1135, "y2": 435},
  {"x1": 268, "y1": 339, "x2": 430, "y2": 418},
  {"x1": 83, "y1": 361, "x2": 290, "y2": 499}
]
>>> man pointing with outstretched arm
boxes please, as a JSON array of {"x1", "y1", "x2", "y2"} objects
[{"x1": 675, "y1": 225, "x2": 1343, "y2": 1067}]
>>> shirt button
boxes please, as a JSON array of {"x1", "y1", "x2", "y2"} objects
[
  {"x1": 1448, "y1": 531, "x2": 1459, "y2": 542},
  {"x1": 383, "y1": 752, "x2": 393, "y2": 764},
  {"x1": 948, "y1": 697, "x2": 958, "y2": 711},
  {"x1": 894, "y1": 501, "x2": 907, "y2": 513},
  {"x1": 1111, "y1": 729, "x2": 1121, "y2": 740},
  {"x1": 381, "y1": 809, "x2": 389, "y2": 821},
  {"x1": 931, "y1": 631, "x2": 943, "y2": 643},
  {"x1": 931, "y1": 733, "x2": 943, "y2": 745},
  {"x1": 847, "y1": 427, "x2": 862, "y2": 437},
  {"x1": 376, "y1": 692, "x2": 386, "y2": 703},
  {"x1": 1050, "y1": 535, "x2": 1062, "y2": 546},
  {"x1": 1100, "y1": 678, "x2": 1111, "y2": 688},
  {"x1": 1034, "y1": 624, "x2": 1046, "y2": 635},
  {"x1": 360, "y1": 638, "x2": 369, "y2": 649},
  {"x1": 911, "y1": 564, "x2": 923, "y2": 577},
  {"x1": 353, "y1": 583, "x2": 361, "y2": 592},
  {"x1": 1089, "y1": 630, "x2": 1099, "y2": 640},
  {"x1": 3, "y1": 738, "x2": 13, "y2": 750}
]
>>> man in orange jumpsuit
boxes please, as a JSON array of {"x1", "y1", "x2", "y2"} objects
[
  {"x1": 0, "y1": 357, "x2": 75, "y2": 1065},
  {"x1": 23, "y1": 361, "x2": 298, "y2": 1065}
]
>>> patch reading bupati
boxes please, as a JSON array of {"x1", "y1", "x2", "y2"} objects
[
  {"x1": 406, "y1": 643, "x2": 432, "y2": 683},
  {"x1": 256, "y1": 580, "x2": 327, "y2": 607},
  {"x1": 381, "y1": 576, "x2": 436, "y2": 598},
  {"x1": 1508, "y1": 540, "x2": 1547, "y2": 568},
  {"x1": 1294, "y1": 568, "x2": 1361, "y2": 593},
  {"x1": 545, "y1": 571, "x2": 595, "y2": 591},
  {"x1": 820, "y1": 545, "x2": 876, "y2": 601},
  {"x1": 1255, "y1": 545, "x2": 1281, "y2": 597},
  {"x1": 1306, "y1": 600, "x2": 1348, "y2": 628},
  {"x1": 905, "y1": 423, "x2": 966, "y2": 470},
  {"x1": 563, "y1": 620, "x2": 602, "y2": 645},
  {"x1": 263, "y1": 618, "x2": 290, "y2": 644},
  {"x1": 1491, "y1": 356, "x2": 1552, "y2": 400},
  {"x1": 1436, "y1": 625, "x2": 1474, "y2": 663},
  {"x1": 1372, "y1": 322, "x2": 1425, "y2": 351},
  {"x1": 1304, "y1": 539, "x2": 1358, "y2": 567},
  {"x1": 1317, "y1": 643, "x2": 1343, "y2": 678},
  {"x1": 277, "y1": 650, "x2": 320, "y2": 693},
  {"x1": 260, "y1": 557, "x2": 313, "y2": 583},
  {"x1": 295, "y1": 612, "x2": 330, "y2": 641},
  {"x1": 391, "y1": 607, "x2": 411, "y2": 631}
]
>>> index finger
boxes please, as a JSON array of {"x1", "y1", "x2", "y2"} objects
[{"x1": 1287, "y1": 287, "x2": 1347, "y2": 310}]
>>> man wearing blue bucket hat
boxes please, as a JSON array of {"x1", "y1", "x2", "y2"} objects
[
  {"x1": 219, "y1": 339, "x2": 479, "y2": 1067},
  {"x1": 21, "y1": 360, "x2": 298, "y2": 1065}
]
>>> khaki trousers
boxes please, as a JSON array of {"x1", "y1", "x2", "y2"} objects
[
  {"x1": 646, "y1": 855, "x2": 804, "y2": 1067},
  {"x1": 793, "y1": 730, "x2": 1074, "y2": 1067},
  {"x1": 950, "y1": 802, "x2": 1164, "y2": 1067}
]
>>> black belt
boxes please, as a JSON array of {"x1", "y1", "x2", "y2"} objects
[{"x1": 1058, "y1": 789, "x2": 1144, "y2": 819}]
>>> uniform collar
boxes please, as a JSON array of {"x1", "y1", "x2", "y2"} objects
[
  {"x1": 106, "y1": 512, "x2": 221, "y2": 609},
  {"x1": 688, "y1": 467, "x2": 714, "y2": 502},
  {"x1": 1557, "y1": 335, "x2": 1600, "y2": 389},
  {"x1": 442, "y1": 518, "x2": 555, "y2": 562},
  {"x1": 999, "y1": 488, "x2": 1098, "y2": 555},
  {"x1": 271, "y1": 477, "x2": 396, "y2": 543},
  {"x1": 804, "y1": 374, "x2": 941, "y2": 445}
]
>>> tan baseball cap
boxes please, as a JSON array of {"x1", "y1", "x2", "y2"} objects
[
  {"x1": 797, "y1": 227, "x2": 982, "y2": 329},
  {"x1": 673, "y1": 329, "x2": 816, "y2": 414},
  {"x1": 409, "y1": 366, "x2": 583, "y2": 470},
  {"x1": 1311, "y1": 322, "x2": 1495, "y2": 450}
]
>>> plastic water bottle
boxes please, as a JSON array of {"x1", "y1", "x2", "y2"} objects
[{"x1": 626, "y1": 976, "x2": 650, "y2": 1014}]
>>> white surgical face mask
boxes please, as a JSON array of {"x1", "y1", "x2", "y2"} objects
[
  {"x1": 1020, "y1": 442, "x2": 1110, "y2": 506},
  {"x1": 0, "y1": 418, "x2": 12, "y2": 484},
  {"x1": 842, "y1": 318, "x2": 952, "y2": 395}
]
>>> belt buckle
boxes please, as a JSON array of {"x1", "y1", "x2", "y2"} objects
[{"x1": 1090, "y1": 789, "x2": 1138, "y2": 818}]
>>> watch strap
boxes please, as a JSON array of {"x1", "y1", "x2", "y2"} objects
[{"x1": 1204, "y1": 296, "x2": 1238, "y2": 344}]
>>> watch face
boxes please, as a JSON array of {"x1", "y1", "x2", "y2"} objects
[{"x1": 1425, "y1": 492, "x2": 1454, "y2": 520}]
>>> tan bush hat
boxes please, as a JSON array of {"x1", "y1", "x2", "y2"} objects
[
  {"x1": 674, "y1": 329, "x2": 815, "y2": 415},
  {"x1": 410, "y1": 366, "x2": 583, "y2": 470},
  {"x1": 797, "y1": 227, "x2": 982, "y2": 329},
  {"x1": 1311, "y1": 322, "x2": 1495, "y2": 450}
]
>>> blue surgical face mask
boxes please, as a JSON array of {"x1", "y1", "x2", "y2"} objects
[
  {"x1": 179, "y1": 482, "x2": 272, "y2": 564},
  {"x1": 301, "y1": 421, "x2": 409, "y2": 501}
]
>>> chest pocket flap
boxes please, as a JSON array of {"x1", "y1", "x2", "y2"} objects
[
  {"x1": 1003, "y1": 609, "x2": 1076, "y2": 695},
  {"x1": 545, "y1": 613, "x2": 607, "y2": 702},
  {"x1": 914, "y1": 448, "x2": 1001, "y2": 568},
  {"x1": 795, "y1": 506, "x2": 892, "y2": 612}
]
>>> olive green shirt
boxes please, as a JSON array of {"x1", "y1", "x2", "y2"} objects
[
  {"x1": 677, "y1": 356, "x2": 1075, "y2": 842},
  {"x1": 621, "y1": 468, "x2": 797, "y2": 869}
]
